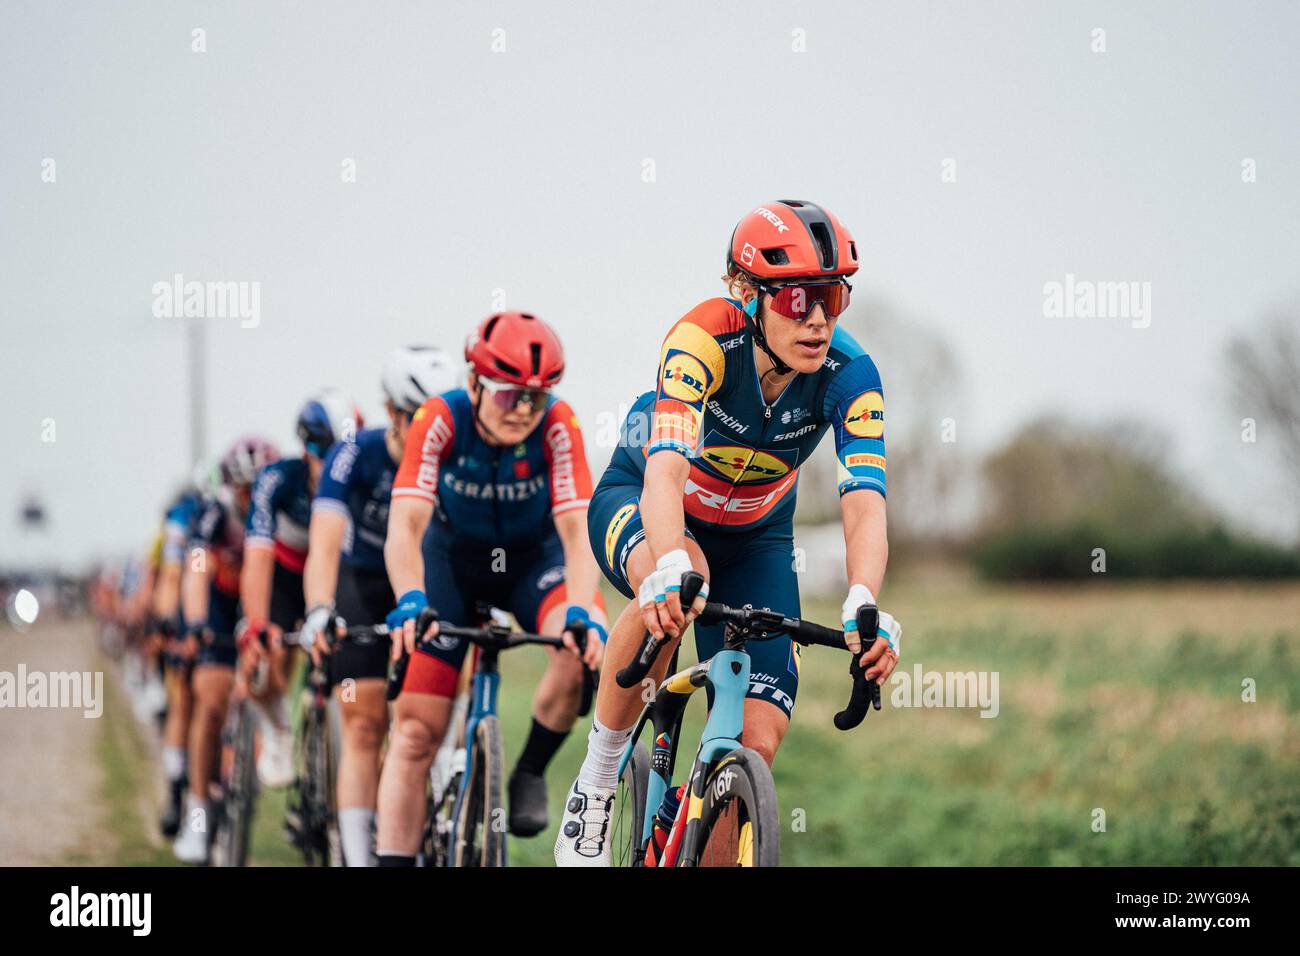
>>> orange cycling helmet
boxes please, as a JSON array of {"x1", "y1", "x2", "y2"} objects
[
  {"x1": 726, "y1": 199, "x2": 859, "y2": 281},
  {"x1": 465, "y1": 311, "x2": 565, "y2": 389}
]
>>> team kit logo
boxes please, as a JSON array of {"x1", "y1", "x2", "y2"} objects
[
  {"x1": 605, "y1": 501, "x2": 638, "y2": 568},
  {"x1": 660, "y1": 350, "x2": 710, "y2": 405},
  {"x1": 700, "y1": 445, "x2": 792, "y2": 484},
  {"x1": 844, "y1": 391, "x2": 885, "y2": 439}
]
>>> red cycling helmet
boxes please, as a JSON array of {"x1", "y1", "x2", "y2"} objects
[
  {"x1": 726, "y1": 200, "x2": 859, "y2": 281},
  {"x1": 464, "y1": 311, "x2": 565, "y2": 389}
]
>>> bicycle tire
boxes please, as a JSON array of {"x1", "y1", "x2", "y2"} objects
[
  {"x1": 452, "y1": 715, "x2": 505, "y2": 867},
  {"x1": 686, "y1": 747, "x2": 780, "y2": 868},
  {"x1": 611, "y1": 742, "x2": 650, "y2": 867},
  {"x1": 213, "y1": 700, "x2": 257, "y2": 867}
]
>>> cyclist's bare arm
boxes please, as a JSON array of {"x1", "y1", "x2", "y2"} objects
[
  {"x1": 640, "y1": 450, "x2": 693, "y2": 635},
  {"x1": 152, "y1": 560, "x2": 183, "y2": 621},
  {"x1": 383, "y1": 495, "x2": 431, "y2": 656},
  {"x1": 239, "y1": 544, "x2": 276, "y2": 627},
  {"x1": 303, "y1": 510, "x2": 346, "y2": 610},
  {"x1": 180, "y1": 548, "x2": 209, "y2": 631},
  {"x1": 840, "y1": 488, "x2": 895, "y2": 679},
  {"x1": 553, "y1": 508, "x2": 604, "y2": 664}
]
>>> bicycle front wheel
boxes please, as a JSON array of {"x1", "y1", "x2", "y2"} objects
[
  {"x1": 213, "y1": 700, "x2": 257, "y2": 868},
  {"x1": 453, "y1": 715, "x2": 505, "y2": 867},
  {"x1": 611, "y1": 742, "x2": 650, "y2": 867},
  {"x1": 686, "y1": 748, "x2": 780, "y2": 867}
]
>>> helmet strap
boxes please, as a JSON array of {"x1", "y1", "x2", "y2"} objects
[{"x1": 747, "y1": 306, "x2": 793, "y2": 377}]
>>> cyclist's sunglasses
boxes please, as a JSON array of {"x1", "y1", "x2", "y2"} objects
[
  {"x1": 476, "y1": 375, "x2": 550, "y2": 412},
  {"x1": 759, "y1": 279, "x2": 852, "y2": 321}
]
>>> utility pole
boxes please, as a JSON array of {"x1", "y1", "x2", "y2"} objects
[{"x1": 187, "y1": 318, "x2": 207, "y2": 466}]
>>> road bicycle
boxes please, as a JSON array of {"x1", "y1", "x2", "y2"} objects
[
  {"x1": 386, "y1": 605, "x2": 597, "y2": 866},
  {"x1": 278, "y1": 622, "x2": 388, "y2": 866},
  {"x1": 610, "y1": 571, "x2": 881, "y2": 867}
]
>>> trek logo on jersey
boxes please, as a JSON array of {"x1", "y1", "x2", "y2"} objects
[
  {"x1": 605, "y1": 502, "x2": 638, "y2": 568},
  {"x1": 700, "y1": 446, "x2": 791, "y2": 484},
  {"x1": 753, "y1": 206, "x2": 791, "y2": 234},
  {"x1": 844, "y1": 391, "x2": 885, "y2": 439},
  {"x1": 661, "y1": 350, "x2": 709, "y2": 405},
  {"x1": 684, "y1": 473, "x2": 797, "y2": 517}
]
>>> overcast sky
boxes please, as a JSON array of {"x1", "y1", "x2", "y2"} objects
[{"x1": 3, "y1": 1, "x2": 1298, "y2": 567}]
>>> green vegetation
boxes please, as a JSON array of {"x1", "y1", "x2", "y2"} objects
[{"x1": 98, "y1": 581, "x2": 1300, "y2": 866}]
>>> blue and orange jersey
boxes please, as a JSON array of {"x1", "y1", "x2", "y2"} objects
[
  {"x1": 313, "y1": 427, "x2": 397, "y2": 573},
  {"x1": 611, "y1": 296, "x2": 885, "y2": 531},
  {"x1": 245, "y1": 458, "x2": 312, "y2": 574},
  {"x1": 392, "y1": 387, "x2": 594, "y2": 548}
]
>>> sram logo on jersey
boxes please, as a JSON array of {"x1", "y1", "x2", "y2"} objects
[
  {"x1": 844, "y1": 391, "x2": 885, "y2": 439},
  {"x1": 660, "y1": 350, "x2": 709, "y2": 405}
]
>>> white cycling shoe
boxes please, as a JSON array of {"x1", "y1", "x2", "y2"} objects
[
  {"x1": 553, "y1": 778, "x2": 616, "y2": 867},
  {"x1": 172, "y1": 795, "x2": 210, "y2": 865},
  {"x1": 256, "y1": 704, "x2": 295, "y2": 789}
]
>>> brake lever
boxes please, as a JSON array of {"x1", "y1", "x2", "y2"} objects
[
  {"x1": 385, "y1": 607, "x2": 438, "y2": 702},
  {"x1": 833, "y1": 605, "x2": 883, "y2": 731}
]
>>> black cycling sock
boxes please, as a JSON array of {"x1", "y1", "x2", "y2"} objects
[
  {"x1": 515, "y1": 719, "x2": 569, "y2": 776},
  {"x1": 376, "y1": 854, "x2": 417, "y2": 868}
]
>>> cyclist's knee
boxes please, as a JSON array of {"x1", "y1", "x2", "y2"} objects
[
  {"x1": 388, "y1": 714, "x2": 441, "y2": 763},
  {"x1": 344, "y1": 717, "x2": 386, "y2": 753},
  {"x1": 740, "y1": 705, "x2": 788, "y2": 767}
]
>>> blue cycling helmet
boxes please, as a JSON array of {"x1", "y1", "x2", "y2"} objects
[{"x1": 297, "y1": 389, "x2": 361, "y2": 458}]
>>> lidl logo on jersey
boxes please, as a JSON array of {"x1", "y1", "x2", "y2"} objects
[
  {"x1": 661, "y1": 350, "x2": 709, "y2": 405},
  {"x1": 844, "y1": 391, "x2": 885, "y2": 439},
  {"x1": 605, "y1": 502, "x2": 638, "y2": 568},
  {"x1": 700, "y1": 445, "x2": 792, "y2": 484}
]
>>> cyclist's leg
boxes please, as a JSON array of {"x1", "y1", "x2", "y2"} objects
[
  {"x1": 178, "y1": 623, "x2": 237, "y2": 861},
  {"x1": 251, "y1": 561, "x2": 305, "y2": 788},
  {"x1": 374, "y1": 534, "x2": 467, "y2": 864},
  {"x1": 328, "y1": 562, "x2": 393, "y2": 866}
]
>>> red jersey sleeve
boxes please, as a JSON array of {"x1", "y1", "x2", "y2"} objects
[
  {"x1": 542, "y1": 399, "x2": 594, "y2": 516},
  {"x1": 392, "y1": 396, "x2": 456, "y2": 504}
]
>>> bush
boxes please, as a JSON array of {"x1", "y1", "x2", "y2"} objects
[{"x1": 971, "y1": 523, "x2": 1300, "y2": 580}]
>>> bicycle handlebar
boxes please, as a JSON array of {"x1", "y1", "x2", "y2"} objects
[
  {"x1": 615, "y1": 571, "x2": 883, "y2": 730},
  {"x1": 384, "y1": 608, "x2": 599, "y2": 714}
]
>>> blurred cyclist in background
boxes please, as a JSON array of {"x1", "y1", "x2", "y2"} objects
[
  {"x1": 237, "y1": 390, "x2": 361, "y2": 790},
  {"x1": 301, "y1": 347, "x2": 459, "y2": 866},
  {"x1": 174, "y1": 436, "x2": 278, "y2": 864}
]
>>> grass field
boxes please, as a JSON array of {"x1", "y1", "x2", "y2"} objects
[{"x1": 98, "y1": 578, "x2": 1300, "y2": 866}]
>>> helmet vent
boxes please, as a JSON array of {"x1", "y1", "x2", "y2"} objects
[
  {"x1": 483, "y1": 314, "x2": 501, "y2": 341},
  {"x1": 529, "y1": 342, "x2": 543, "y2": 375},
  {"x1": 761, "y1": 248, "x2": 789, "y2": 266},
  {"x1": 521, "y1": 312, "x2": 537, "y2": 321},
  {"x1": 849, "y1": 241, "x2": 858, "y2": 262},
  {"x1": 809, "y1": 221, "x2": 835, "y2": 269},
  {"x1": 493, "y1": 358, "x2": 521, "y2": 377}
]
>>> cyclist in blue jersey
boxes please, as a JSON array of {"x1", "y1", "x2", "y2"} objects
[
  {"x1": 379, "y1": 312, "x2": 606, "y2": 865},
  {"x1": 300, "y1": 347, "x2": 460, "y2": 866},
  {"x1": 557, "y1": 200, "x2": 903, "y2": 865},
  {"x1": 238, "y1": 390, "x2": 361, "y2": 790},
  {"x1": 174, "y1": 436, "x2": 278, "y2": 864}
]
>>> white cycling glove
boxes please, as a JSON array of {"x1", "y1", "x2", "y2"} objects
[
  {"x1": 638, "y1": 549, "x2": 707, "y2": 608},
  {"x1": 302, "y1": 603, "x2": 337, "y2": 652},
  {"x1": 841, "y1": 584, "x2": 902, "y2": 658}
]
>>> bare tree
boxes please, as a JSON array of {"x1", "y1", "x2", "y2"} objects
[{"x1": 1226, "y1": 306, "x2": 1300, "y2": 508}]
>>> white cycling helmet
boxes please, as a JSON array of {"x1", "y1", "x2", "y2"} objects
[
  {"x1": 382, "y1": 346, "x2": 461, "y2": 415},
  {"x1": 297, "y1": 388, "x2": 362, "y2": 457}
]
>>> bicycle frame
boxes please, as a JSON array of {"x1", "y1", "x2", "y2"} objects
[
  {"x1": 618, "y1": 644, "x2": 753, "y2": 859},
  {"x1": 446, "y1": 644, "x2": 502, "y2": 855}
]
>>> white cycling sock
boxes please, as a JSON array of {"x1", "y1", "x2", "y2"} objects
[
  {"x1": 161, "y1": 745, "x2": 187, "y2": 781},
  {"x1": 339, "y1": 808, "x2": 376, "y2": 867},
  {"x1": 577, "y1": 717, "x2": 632, "y2": 790}
]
